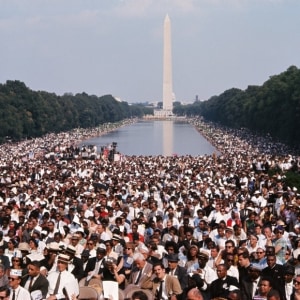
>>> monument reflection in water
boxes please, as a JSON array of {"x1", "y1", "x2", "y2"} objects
[
  {"x1": 79, "y1": 120, "x2": 218, "y2": 156},
  {"x1": 162, "y1": 120, "x2": 173, "y2": 156}
]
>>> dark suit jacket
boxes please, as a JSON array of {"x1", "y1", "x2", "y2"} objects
[
  {"x1": 83, "y1": 257, "x2": 105, "y2": 277},
  {"x1": 262, "y1": 264, "x2": 285, "y2": 299},
  {"x1": 166, "y1": 265, "x2": 188, "y2": 291},
  {"x1": 69, "y1": 256, "x2": 84, "y2": 281},
  {"x1": 210, "y1": 276, "x2": 239, "y2": 299},
  {"x1": 240, "y1": 277, "x2": 261, "y2": 300},
  {"x1": 21, "y1": 273, "x2": 49, "y2": 298}
]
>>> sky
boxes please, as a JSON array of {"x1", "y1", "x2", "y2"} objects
[{"x1": 0, "y1": 0, "x2": 300, "y2": 104}]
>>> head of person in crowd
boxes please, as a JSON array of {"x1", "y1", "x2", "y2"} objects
[
  {"x1": 255, "y1": 246, "x2": 265, "y2": 261},
  {"x1": 187, "y1": 245, "x2": 199, "y2": 261},
  {"x1": 152, "y1": 263, "x2": 166, "y2": 281},
  {"x1": 133, "y1": 252, "x2": 147, "y2": 271},
  {"x1": 187, "y1": 273, "x2": 204, "y2": 290},
  {"x1": 225, "y1": 253, "x2": 236, "y2": 269},
  {"x1": 11, "y1": 252, "x2": 23, "y2": 269},
  {"x1": 81, "y1": 249, "x2": 90, "y2": 264},
  {"x1": 186, "y1": 287, "x2": 203, "y2": 300},
  {"x1": 0, "y1": 264, "x2": 7, "y2": 281},
  {"x1": 265, "y1": 246, "x2": 275, "y2": 257},
  {"x1": 216, "y1": 264, "x2": 228, "y2": 280},
  {"x1": 57, "y1": 254, "x2": 70, "y2": 272},
  {"x1": 8, "y1": 269, "x2": 22, "y2": 290},
  {"x1": 266, "y1": 289, "x2": 280, "y2": 300},
  {"x1": 258, "y1": 277, "x2": 273, "y2": 298},
  {"x1": 210, "y1": 245, "x2": 220, "y2": 260},
  {"x1": 227, "y1": 289, "x2": 241, "y2": 300},
  {"x1": 96, "y1": 244, "x2": 106, "y2": 260},
  {"x1": 233, "y1": 224, "x2": 242, "y2": 238},
  {"x1": 266, "y1": 255, "x2": 277, "y2": 268},
  {"x1": 197, "y1": 250, "x2": 209, "y2": 269},
  {"x1": 225, "y1": 240, "x2": 235, "y2": 254},
  {"x1": 248, "y1": 263, "x2": 262, "y2": 281},
  {"x1": 105, "y1": 257, "x2": 118, "y2": 272},
  {"x1": 263, "y1": 226, "x2": 273, "y2": 239},
  {"x1": 0, "y1": 286, "x2": 10, "y2": 300},
  {"x1": 166, "y1": 253, "x2": 180, "y2": 271},
  {"x1": 131, "y1": 290, "x2": 149, "y2": 300},
  {"x1": 27, "y1": 260, "x2": 42, "y2": 280},
  {"x1": 293, "y1": 274, "x2": 300, "y2": 293},
  {"x1": 238, "y1": 250, "x2": 251, "y2": 268},
  {"x1": 165, "y1": 241, "x2": 179, "y2": 254},
  {"x1": 283, "y1": 264, "x2": 295, "y2": 284}
]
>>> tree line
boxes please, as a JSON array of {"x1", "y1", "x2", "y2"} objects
[
  {"x1": 0, "y1": 80, "x2": 153, "y2": 142},
  {"x1": 174, "y1": 66, "x2": 300, "y2": 149}
]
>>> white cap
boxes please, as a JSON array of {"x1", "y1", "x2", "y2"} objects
[{"x1": 10, "y1": 269, "x2": 22, "y2": 277}]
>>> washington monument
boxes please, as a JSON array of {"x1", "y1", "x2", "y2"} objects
[{"x1": 162, "y1": 14, "x2": 173, "y2": 115}]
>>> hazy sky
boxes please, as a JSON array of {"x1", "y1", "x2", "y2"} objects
[{"x1": 1, "y1": 0, "x2": 300, "y2": 103}]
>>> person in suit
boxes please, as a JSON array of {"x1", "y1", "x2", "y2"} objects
[
  {"x1": 127, "y1": 252, "x2": 153, "y2": 287},
  {"x1": 240, "y1": 263, "x2": 262, "y2": 300},
  {"x1": 283, "y1": 264, "x2": 295, "y2": 300},
  {"x1": 210, "y1": 264, "x2": 239, "y2": 299},
  {"x1": 141, "y1": 262, "x2": 182, "y2": 300},
  {"x1": 63, "y1": 245, "x2": 84, "y2": 281},
  {"x1": 47, "y1": 254, "x2": 79, "y2": 300},
  {"x1": 165, "y1": 253, "x2": 188, "y2": 291},
  {"x1": 83, "y1": 244, "x2": 106, "y2": 279},
  {"x1": 21, "y1": 260, "x2": 49, "y2": 298},
  {"x1": 261, "y1": 255, "x2": 285, "y2": 299}
]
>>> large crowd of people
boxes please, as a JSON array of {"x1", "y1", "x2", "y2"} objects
[{"x1": 0, "y1": 118, "x2": 300, "y2": 300}]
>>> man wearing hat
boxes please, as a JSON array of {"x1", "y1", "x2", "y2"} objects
[
  {"x1": 80, "y1": 250, "x2": 90, "y2": 271},
  {"x1": 165, "y1": 253, "x2": 188, "y2": 291},
  {"x1": 240, "y1": 263, "x2": 263, "y2": 300},
  {"x1": 69, "y1": 234, "x2": 84, "y2": 258},
  {"x1": 196, "y1": 249, "x2": 217, "y2": 300},
  {"x1": 64, "y1": 245, "x2": 84, "y2": 281},
  {"x1": 111, "y1": 234, "x2": 124, "y2": 257},
  {"x1": 47, "y1": 254, "x2": 79, "y2": 300},
  {"x1": 283, "y1": 264, "x2": 295, "y2": 300},
  {"x1": 83, "y1": 244, "x2": 106, "y2": 279},
  {"x1": 8, "y1": 269, "x2": 31, "y2": 300}
]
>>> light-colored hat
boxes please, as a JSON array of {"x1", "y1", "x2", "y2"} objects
[
  {"x1": 249, "y1": 263, "x2": 263, "y2": 271},
  {"x1": 10, "y1": 269, "x2": 22, "y2": 277},
  {"x1": 112, "y1": 234, "x2": 122, "y2": 241},
  {"x1": 57, "y1": 254, "x2": 70, "y2": 264},
  {"x1": 97, "y1": 244, "x2": 106, "y2": 252},
  {"x1": 47, "y1": 242, "x2": 60, "y2": 252},
  {"x1": 71, "y1": 233, "x2": 80, "y2": 240},
  {"x1": 27, "y1": 253, "x2": 45, "y2": 262},
  {"x1": 198, "y1": 249, "x2": 209, "y2": 259},
  {"x1": 18, "y1": 242, "x2": 30, "y2": 252},
  {"x1": 65, "y1": 245, "x2": 76, "y2": 255}
]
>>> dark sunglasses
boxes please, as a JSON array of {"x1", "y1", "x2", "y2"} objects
[{"x1": 8, "y1": 277, "x2": 19, "y2": 281}]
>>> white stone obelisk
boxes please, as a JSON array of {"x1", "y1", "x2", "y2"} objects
[{"x1": 163, "y1": 14, "x2": 173, "y2": 114}]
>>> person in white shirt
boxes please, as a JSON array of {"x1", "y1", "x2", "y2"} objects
[
  {"x1": 47, "y1": 254, "x2": 79, "y2": 300},
  {"x1": 8, "y1": 269, "x2": 31, "y2": 300},
  {"x1": 283, "y1": 265, "x2": 295, "y2": 300}
]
